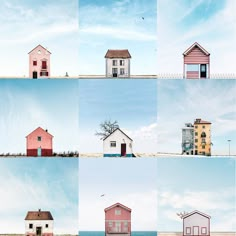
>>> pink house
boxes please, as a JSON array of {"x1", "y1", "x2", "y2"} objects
[
  {"x1": 28, "y1": 45, "x2": 51, "y2": 79},
  {"x1": 104, "y1": 202, "x2": 131, "y2": 236},
  {"x1": 183, "y1": 42, "x2": 210, "y2": 79},
  {"x1": 26, "y1": 127, "x2": 53, "y2": 157}
]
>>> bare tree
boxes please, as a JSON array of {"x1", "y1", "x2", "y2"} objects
[
  {"x1": 176, "y1": 211, "x2": 189, "y2": 219},
  {"x1": 95, "y1": 120, "x2": 119, "y2": 140}
]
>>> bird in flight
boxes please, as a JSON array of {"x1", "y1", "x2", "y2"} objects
[{"x1": 100, "y1": 194, "x2": 105, "y2": 197}]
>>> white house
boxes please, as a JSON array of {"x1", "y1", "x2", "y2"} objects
[
  {"x1": 25, "y1": 209, "x2": 54, "y2": 236},
  {"x1": 105, "y1": 49, "x2": 131, "y2": 78},
  {"x1": 103, "y1": 128, "x2": 133, "y2": 157},
  {"x1": 183, "y1": 210, "x2": 211, "y2": 236}
]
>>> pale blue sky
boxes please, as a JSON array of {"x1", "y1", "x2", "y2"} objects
[
  {"x1": 157, "y1": 79, "x2": 236, "y2": 156},
  {"x1": 157, "y1": 158, "x2": 236, "y2": 231},
  {"x1": 0, "y1": 80, "x2": 79, "y2": 154},
  {"x1": 79, "y1": 79, "x2": 157, "y2": 153},
  {"x1": 79, "y1": 0, "x2": 157, "y2": 75},
  {"x1": 0, "y1": 0, "x2": 78, "y2": 77},
  {"x1": 157, "y1": 0, "x2": 236, "y2": 74},
  {"x1": 79, "y1": 158, "x2": 158, "y2": 231},
  {"x1": 0, "y1": 158, "x2": 78, "y2": 234}
]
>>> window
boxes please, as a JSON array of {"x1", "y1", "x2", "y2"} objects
[
  {"x1": 33, "y1": 60, "x2": 37, "y2": 66},
  {"x1": 202, "y1": 145, "x2": 205, "y2": 149},
  {"x1": 109, "y1": 222, "x2": 113, "y2": 227},
  {"x1": 120, "y1": 68, "x2": 125, "y2": 75},
  {"x1": 120, "y1": 60, "x2": 125, "y2": 66},
  {"x1": 112, "y1": 68, "x2": 118, "y2": 74},
  {"x1": 195, "y1": 145, "x2": 198, "y2": 149},
  {"x1": 29, "y1": 223, "x2": 33, "y2": 229},
  {"x1": 40, "y1": 71, "x2": 48, "y2": 76},
  {"x1": 115, "y1": 209, "x2": 121, "y2": 215},
  {"x1": 186, "y1": 227, "x2": 191, "y2": 235},
  {"x1": 195, "y1": 132, "x2": 198, "y2": 136},
  {"x1": 124, "y1": 222, "x2": 128, "y2": 226},
  {"x1": 45, "y1": 224, "x2": 48, "y2": 228},
  {"x1": 110, "y1": 141, "x2": 116, "y2": 147},
  {"x1": 186, "y1": 64, "x2": 198, "y2": 71},
  {"x1": 42, "y1": 61, "x2": 47, "y2": 69},
  {"x1": 202, "y1": 138, "x2": 206, "y2": 143},
  {"x1": 201, "y1": 132, "x2": 206, "y2": 138},
  {"x1": 195, "y1": 139, "x2": 198, "y2": 143},
  {"x1": 112, "y1": 60, "x2": 117, "y2": 66},
  {"x1": 203, "y1": 125, "x2": 205, "y2": 128},
  {"x1": 195, "y1": 125, "x2": 198, "y2": 129},
  {"x1": 201, "y1": 227, "x2": 207, "y2": 234},
  {"x1": 37, "y1": 136, "x2": 42, "y2": 141}
]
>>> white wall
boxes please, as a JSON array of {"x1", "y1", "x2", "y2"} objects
[
  {"x1": 106, "y1": 58, "x2": 130, "y2": 77},
  {"x1": 25, "y1": 220, "x2": 54, "y2": 234},
  {"x1": 103, "y1": 129, "x2": 133, "y2": 155}
]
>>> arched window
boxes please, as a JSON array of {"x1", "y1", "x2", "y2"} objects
[{"x1": 201, "y1": 132, "x2": 206, "y2": 138}]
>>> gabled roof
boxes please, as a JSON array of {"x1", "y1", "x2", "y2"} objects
[
  {"x1": 25, "y1": 210, "x2": 54, "y2": 220},
  {"x1": 183, "y1": 42, "x2": 210, "y2": 56},
  {"x1": 103, "y1": 128, "x2": 133, "y2": 141},
  {"x1": 105, "y1": 49, "x2": 131, "y2": 58},
  {"x1": 26, "y1": 127, "x2": 54, "y2": 138},
  {"x1": 28, "y1": 44, "x2": 51, "y2": 54},
  {"x1": 182, "y1": 210, "x2": 211, "y2": 219},
  {"x1": 194, "y1": 118, "x2": 211, "y2": 125},
  {"x1": 104, "y1": 202, "x2": 132, "y2": 212}
]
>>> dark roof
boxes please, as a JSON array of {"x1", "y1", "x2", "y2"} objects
[
  {"x1": 183, "y1": 210, "x2": 211, "y2": 219},
  {"x1": 28, "y1": 44, "x2": 51, "y2": 54},
  {"x1": 25, "y1": 210, "x2": 54, "y2": 220},
  {"x1": 104, "y1": 202, "x2": 132, "y2": 212},
  {"x1": 26, "y1": 127, "x2": 54, "y2": 138},
  {"x1": 194, "y1": 118, "x2": 211, "y2": 125},
  {"x1": 103, "y1": 128, "x2": 133, "y2": 141},
  {"x1": 105, "y1": 49, "x2": 131, "y2": 58},
  {"x1": 183, "y1": 42, "x2": 210, "y2": 56}
]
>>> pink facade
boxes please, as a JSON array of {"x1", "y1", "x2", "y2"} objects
[
  {"x1": 183, "y1": 42, "x2": 210, "y2": 79},
  {"x1": 26, "y1": 127, "x2": 53, "y2": 157},
  {"x1": 28, "y1": 45, "x2": 51, "y2": 79},
  {"x1": 105, "y1": 203, "x2": 131, "y2": 236}
]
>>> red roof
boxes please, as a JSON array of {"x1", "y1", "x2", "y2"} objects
[
  {"x1": 104, "y1": 202, "x2": 132, "y2": 212},
  {"x1": 105, "y1": 49, "x2": 131, "y2": 58},
  {"x1": 25, "y1": 210, "x2": 54, "y2": 220},
  {"x1": 194, "y1": 118, "x2": 211, "y2": 125},
  {"x1": 103, "y1": 128, "x2": 133, "y2": 141},
  {"x1": 26, "y1": 127, "x2": 54, "y2": 138},
  {"x1": 183, "y1": 42, "x2": 210, "y2": 56},
  {"x1": 28, "y1": 44, "x2": 51, "y2": 54}
]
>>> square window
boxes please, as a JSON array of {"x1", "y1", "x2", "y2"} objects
[
  {"x1": 110, "y1": 141, "x2": 116, "y2": 147},
  {"x1": 33, "y1": 61, "x2": 37, "y2": 66},
  {"x1": 45, "y1": 224, "x2": 48, "y2": 228},
  {"x1": 195, "y1": 132, "x2": 198, "y2": 136},
  {"x1": 37, "y1": 136, "x2": 42, "y2": 141},
  {"x1": 120, "y1": 68, "x2": 125, "y2": 75},
  {"x1": 195, "y1": 139, "x2": 198, "y2": 143},
  {"x1": 201, "y1": 227, "x2": 207, "y2": 234},
  {"x1": 29, "y1": 223, "x2": 33, "y2": 229},
  {"x1": 115, "y1": 209, "x2": 121, "y2": 215},
  {"x1": 112, "y1": 60, "x2": 117, "y2": 66}
]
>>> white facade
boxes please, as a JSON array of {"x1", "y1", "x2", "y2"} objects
[
  {"x1": 103, "y1": 128, "x2": 133, "y2": 157},
  {"x1": 106, "y1": 58, "x2": 131, "y2": 78},
  {"x1": 25, "y1": 220, "x2": 53, "y2": 235},
  {"x1": 183, "y1": 211, "x2": 210, "y2": 236}
]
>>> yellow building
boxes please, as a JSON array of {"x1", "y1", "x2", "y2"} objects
[{"x1": 194, "y1": 118, "x2": 211, "y2": 156}]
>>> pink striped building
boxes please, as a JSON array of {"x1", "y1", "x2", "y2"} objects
[
  {"x1": 105, "y1": 203, "x2": 131, "y2": 236},
  {"x1": 183, "y1": 42, "x2": 210, "y2": 79},
  {"x1": 26, "y1": 127, "x2": 53, "y2": 157}
]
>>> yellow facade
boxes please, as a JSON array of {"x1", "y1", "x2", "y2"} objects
[{"x1": 194, "y1": 119, "x2": 211, "y2": 156}]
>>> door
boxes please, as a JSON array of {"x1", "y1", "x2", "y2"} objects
[
  {"x1": 37, "y1": 147, "x2": 42, "y2": 157},
  {"x1": 121, "y1": 143, "x2": 126, "y2": 156},
  {"x1": 36, "y1": 227, "x2": 42, "y2": 236},
  {"x1": 33, "y1": 71, "x2": 37, "y2": 79},
  {"x1": 193, "y1": 226, "x2": 199, "y2": 236},
  {"x1": 112, "y1": 68, "x2": 118, "y2": 77},
  {"x1": 200, "y1": 64, "x2": 207, "y2": 78},
  {"x1": 115, "y1": 222, "x2": 121, "y2": 233}
]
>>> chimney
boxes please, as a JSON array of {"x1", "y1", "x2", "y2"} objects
[{"x1": 45, "y1": 129, "x2": 48, "y2": 132}]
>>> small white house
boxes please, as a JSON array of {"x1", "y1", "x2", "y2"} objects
[
  {"x1": 183, "y1": 210, "x2": 211, "y2": 236},
  {"x1": 105, "y1": 49, "x2": 131, "y2": 78},
  {"x1": 25, "y1": 209, "x2": 54, "y2": 236},
  {"x1": 103, "y1": 128, "x2": 133, "y2": 157}
]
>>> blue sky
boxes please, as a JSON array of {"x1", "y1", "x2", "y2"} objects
[
  {"x1": 0, "y1": 0, "x2": 78, "y2": 77},
  {"x1": 79, "y1": 0, "x2": 157, "y2": 75},
  {"x1": 157, "y1": 158, "x2": 236, "y2": 231},
  {"x1": 0, "y1": 80, "x2": 79, "y2": 154},
  {"x1": 157, "y1": 0, "x2": 236, "y2": 74},
  {"x1": 0, "y1": 158, "x2": 78, "y2": 233},
  {"x1": 157, "y1": 80, "x2": 236, "y2": 155},
  {"x1": 79, "y1": 79, "x2": 157, "y2": 153},
  {"x1": 79, "y1": 158, "x2": 158, "y2": 231}
]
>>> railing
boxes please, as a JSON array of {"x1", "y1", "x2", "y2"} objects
[
  {"x1": 157, "y1": 73, "x2": 236, "y2": 79},
  {"x1": 210, "y1": 73, "x2": 236, "y2": 79}
]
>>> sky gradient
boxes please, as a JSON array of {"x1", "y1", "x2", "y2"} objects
[{"x1": 0, "y1": 158, "x2": 78, "y2": 234}]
